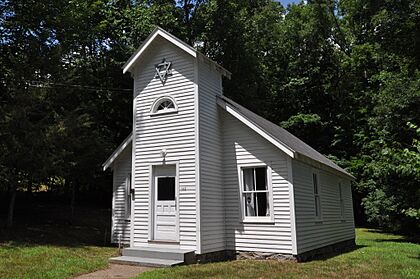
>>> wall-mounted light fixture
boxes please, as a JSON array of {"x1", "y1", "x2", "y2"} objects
[{"x1": 160, "y1": 148, "x2": 167, "y2": 159}]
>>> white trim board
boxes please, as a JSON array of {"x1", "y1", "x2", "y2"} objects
[
  {"x1": 287, "y1": 157, "x2": 298, "y2": 255},
  {"x1": 193, "y1": 57, "x2": 202, "y2": 254},
  {"x1": 123, "y1": 28, "x2": 196, "y2": 74},
  {"x1": 130, "y1": 80, "x2": 137, "y2": 248},
  {"x1": 103, "y1": 133, "x2": 133, "y2": 171},
  {"x1": 122, "y1": 27, "x2": 231, "y2": 78}
]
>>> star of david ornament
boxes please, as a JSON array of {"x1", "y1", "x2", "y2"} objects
[{"x1": 154, "y1": 58, "x2": 172, "y2": 85}]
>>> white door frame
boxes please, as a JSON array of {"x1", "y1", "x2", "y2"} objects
[{"x1": 148, "y1": 161, "x2": 180, "y2": 242}]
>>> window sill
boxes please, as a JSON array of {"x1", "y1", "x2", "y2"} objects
[
  {"x1": 149, "y1": 110, "x2": 178, "y2": 117},
  {"x1": 241, "y1": 218, "x2": 274, "y2": 224}
]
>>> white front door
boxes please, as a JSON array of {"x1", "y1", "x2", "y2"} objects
[{"x1": 153, "y1": 167, "x2": 177, "y2": 241}]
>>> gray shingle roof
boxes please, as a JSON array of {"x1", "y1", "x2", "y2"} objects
[{"x1": 219, "y1": 96, "x2": 354, "y2": 179}]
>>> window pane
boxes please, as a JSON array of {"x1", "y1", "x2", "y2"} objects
[
  {"x1": 339, "y1": 183, "x2": 344, "y2": 217},
  {"x1": 315, "y1": 196, "x2": 321, "y2": 217},
  {"x1": 256, "y1": 192, "x2": 269, "y2": 216},
  {"x1": 243, "y1": 168, "x2": 255, "y2": 191},
  {"x1": 313, "y1": 173, "x2": 318, "y2": 194},
  {"x1": 157, "y1": 100, "x2": 175, "y2": 111},
  {"x1": 157, "y1": 177, "x2": 175, "y2": 200},
  {"x1": 244, "y1": 193, "x2": 256, "y2": 216},
  {"x1": 339, "y1": 183, "x2": 343, "y2": 199},
  {"x1": 255, "y1": 167, "x2": 267, "y2": 190}
]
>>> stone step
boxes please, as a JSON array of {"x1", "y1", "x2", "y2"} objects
[
  {"x1": 109, "y1": 256, "x2": 184, "y2": 267},
  {"x1": 122, "y1": 247, "x2": 195, "y2": 261}
]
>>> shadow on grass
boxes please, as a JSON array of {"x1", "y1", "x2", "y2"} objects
[
  {"x1": 408, "y1": 255, "x2": 420, "y2": 260},
  {"x1": 364, "y1": 228, "x2": 420, "y2": 245},
  {"x1": 309, "y1": 244, "x2": 367, "y2": 262},
  {"x1": 375, "y1": 237, "x2": 420, "y2": 245},
  {"x1": 0, "y1": 204, "x2": 114, "y2": 249}
]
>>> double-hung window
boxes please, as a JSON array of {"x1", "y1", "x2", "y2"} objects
[
  {"x1": 339, "y1": 182, "x2": 345, "y2": 219},
  {"x1": 125, "y1": 173, "x2": 132, "y2": 219},
  {"x1": 313, "y1": 172, "x2": 321, "y2": 219},
  {"x1": 240, "y1": 166, "x2": 273, "y2": 222}
]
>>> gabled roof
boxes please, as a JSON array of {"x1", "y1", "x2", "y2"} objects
[
  {"x1": 122, "y1": 26, "x2": 231, "y2": 78},
  {"x1": 102, "y1": 133, "x2": 132, "y2": 171},
  {"x1": 217, "y1": 96, "x2": 355, "y2": 180}
]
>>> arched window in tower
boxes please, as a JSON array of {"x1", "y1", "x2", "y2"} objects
[{"x1": 150, "y1": 96, "x2": 178, "y2": 115}]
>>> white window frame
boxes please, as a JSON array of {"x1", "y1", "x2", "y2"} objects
[
  {"x1": 312, "y1": 169, "x2": 322, "y2": 220},
  {"x1": 338, "y1": 181, "x2": 345, "y2": 220},
  {"x1": 238, "y1": 163, "x2": 274, "y2": 223},
  {"x1": 150, "y1": 96, "x2": 178, "y2": 116},
  {"x1": 124, "y1": 173, "x2": 132, "y2": 220}
]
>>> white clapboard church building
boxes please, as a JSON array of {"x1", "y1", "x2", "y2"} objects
[{"x1": 103, "y1": 27, "x2": 356, "y2": 266}]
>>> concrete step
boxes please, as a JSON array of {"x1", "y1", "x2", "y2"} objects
[
  {"x1": 109, "y1": 256, "x2": 184, "y2": 267},
  {"x1": 122, "y1": 247, "x2": 195, "y2": 261}
]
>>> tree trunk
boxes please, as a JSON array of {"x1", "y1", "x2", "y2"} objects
[{"x1": 7, "y1": 184, "x2": 17, "y2": 228}]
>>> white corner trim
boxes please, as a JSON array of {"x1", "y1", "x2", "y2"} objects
[
  {"x1": 287, "y1": 157, "x2": 298, "y2": 255},
  {"x1": 147, "y1": 164, "x2": 153, "y2": 242},
  {"x1": 217, "y1": 99, "x2": 295, "y2": 158},
  {"x1": 193, "y1": 58, "x2": 201, "y2": 254},
  {"x1": 130, "y1": 81, "x2": 137, "y2": 248},
  {"x1": 123, "y1": 29, "x2": 196, "y2": 74}
]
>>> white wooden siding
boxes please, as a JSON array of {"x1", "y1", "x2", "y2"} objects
[
  {"x1": 198, "y1": 59, "x2": 225, "y2": 253},
  {"x1": 292, "y1": 160, "x2": 355, "y2": 254},
  {"x1": 111, "y1": 145, "x2": 132, "y2": 244},
  {"x1": 222, "y1": 111, "x2": 293, "y2": 254},
  {"x1": 132, "y1": 37, "x2": 197, "y2": 250}
]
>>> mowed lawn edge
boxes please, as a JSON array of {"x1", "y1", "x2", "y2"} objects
[
  {"x1": 0, "y1": 242, "x2": 117, "y2": 279},
  {"x1": 138, "y1": 228, "x2": 420, "y2": 279}
]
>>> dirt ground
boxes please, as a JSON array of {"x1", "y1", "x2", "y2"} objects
[{"x1": 73, "y1": 264, "x2": 153, "y2": 279}]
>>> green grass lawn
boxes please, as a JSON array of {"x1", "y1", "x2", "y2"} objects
[
  {"x1": 1, "y1": 205, "x2": 418, "y2": 279},
  {"x1": 0, "y1": 242, "x2": 116, "y2": 279},
  {"x1": 139, "y1": 228, "x2": 420, "y2": 279},
  {"x1": 0, "y1": 204, "x2": 118, "y2": 279}
]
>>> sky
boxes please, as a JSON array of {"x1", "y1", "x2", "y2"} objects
[{"x1": 277, "y1": 0, "x2": 300, "y2": 6}]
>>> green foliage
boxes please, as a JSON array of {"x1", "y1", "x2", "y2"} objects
[
  {"x1": 359, "y1": 122, "x2": 420, "y2": 233},
  {"x1": 0, "y1": 0, "x2": 419, "y2": 232},
  {"x1": 281, "y1": 113, "x2": 330, "y2": 151}
]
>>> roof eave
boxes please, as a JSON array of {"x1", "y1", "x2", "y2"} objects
[
  {"x1": 217, "y1": 96, "x2": 355, "y2": 181},
  {"x1": 217, "y1": 97, "x2": 295, "y2": 158},
  {"x1": 122, "y1": 27, "x2": 197, "y2": 74},
  {"x1": 102, "y1": 133, "x2": 133, "y2": 171},
  {"x1": 122, "y1": 27, "x2": 231, "y2": 78},
  {"x1": 197, "y1": 52, "x2": 232, "y2": 79},
  {"x1": 295, "y1": 152, "x2": 356, "y2": 181}
]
